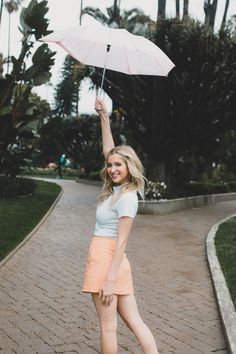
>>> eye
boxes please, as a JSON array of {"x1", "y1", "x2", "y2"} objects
[
  {"x1": 115, "y1": 162, "x2": 122, "y2": 166},
  {"x1": 107, "y1": 163, "x2": 112, "y2": 168}
]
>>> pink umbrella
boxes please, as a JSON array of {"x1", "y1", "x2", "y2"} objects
[{"x1": 40, "y1": 24, "x2": 175, "y2": 91}]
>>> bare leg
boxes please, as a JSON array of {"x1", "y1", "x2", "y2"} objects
[
  {"x1": 92, "y1": 293, "x2": 118, "y2": 354},
  {"x1": 117, "y1": 294, "x2": 159, "y2": 354}
]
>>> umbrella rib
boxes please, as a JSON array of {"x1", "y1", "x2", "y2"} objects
[
  {"x1": 123, "y1": 47, "x2": 132, "y2": 75},
  {"x1": 131, "y1": 37, "x2": 172, "y2": 76}
]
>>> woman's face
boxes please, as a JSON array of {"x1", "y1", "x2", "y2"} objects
[{"x1": 106, "y1": 153, "x2": 129, "y2": 185}]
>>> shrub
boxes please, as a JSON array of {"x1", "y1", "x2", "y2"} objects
[
  {"x1": 144, "y1": 180, "x2": 167, "y2": 200},
  {"x1": 182, "y1": 181, "x2": 229, "y2": 196},
  {"x1": 227, "y1": 181, "x2": 236, "y2": 192},
  {"x1": 89, "y1": 171, "x2": 101, "y2": 181},
  {"x1": 0, "y1": 178, "x2": 36, "y2": 198}
]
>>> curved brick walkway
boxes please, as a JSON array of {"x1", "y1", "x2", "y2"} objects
[{"x1": 0, "y1": 179, "x2": 235, "y2": 354}]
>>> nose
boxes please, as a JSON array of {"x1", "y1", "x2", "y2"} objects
[{"x1": 111, "y1": 165, "x2": 116, "y2": 172}]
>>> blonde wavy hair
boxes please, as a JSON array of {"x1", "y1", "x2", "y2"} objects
[{"x1": 98, "y1": 145, "x2": 145, "y2": 204}]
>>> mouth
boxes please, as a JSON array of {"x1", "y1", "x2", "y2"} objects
[{"x1": 110, "y1": 173, "x2": 120, "y2": 179}]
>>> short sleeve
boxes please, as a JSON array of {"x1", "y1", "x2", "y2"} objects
[{"x1": 114, "y1": 192, "x2": 138, "y2": 219}]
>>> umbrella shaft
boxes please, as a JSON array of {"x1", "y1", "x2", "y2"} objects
[
  {"x1": 100, "y1": 67, "x2": 106, "y2": 95},
  {"x1": 99, "y1": 44, "x2": 111, "y2": 96}
]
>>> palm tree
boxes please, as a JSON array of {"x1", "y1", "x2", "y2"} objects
[
  {"x1": 176, "y1": 0, "x2": 180, "y2": 18},
  {"x1": 0, "y1": 0, "x2": 3, "y2": 29},
  {"x1": 221, "y1": 0, "x2": 230, "y2": 29},
  {"x1": 204, "y1": 0, "x2": 218, "y2": 30},
  {"x1": 157, "y1": 0, "x2": 166, "y2": 20},
  {"x1": 183, "y1": 0, "x2": 189, "y2": 18},
  {"x1": 4, "y1": 0, "x2": 23, "y2": 73},
  {"x1": 82, "y1": 3, "x2": 154, "y2": 36}
]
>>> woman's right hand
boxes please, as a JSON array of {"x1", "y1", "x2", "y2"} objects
[
  {"x1": 99, "y1": 279, "x2": 115, "y2": 306},
  {"x1": 95, "y1": 97, "x2": 108, "y2": 116}
]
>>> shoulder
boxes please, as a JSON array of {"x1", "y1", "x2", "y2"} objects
[
  {"x1": 118, "y1": 191, "x2": 138, "y2": 203},
  {"x1": 113, "y1": 191, "x2": 138, "y2": 218}
]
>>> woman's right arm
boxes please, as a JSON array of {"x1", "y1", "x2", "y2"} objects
[{"x1": 95, "y1": 97, "x2": 115, "y2": 158}]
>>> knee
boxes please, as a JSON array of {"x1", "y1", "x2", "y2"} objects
[{"x1": 100, "y1": 318, "x2": 117, "y2": 335}]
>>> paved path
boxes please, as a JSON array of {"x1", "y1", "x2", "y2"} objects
[{"x1": 0, "y1": 179, "x2": 235, "y2": 354}]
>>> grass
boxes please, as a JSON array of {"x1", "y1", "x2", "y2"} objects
[
  {"x1": 0, "y1": 180, "x2": 61, "y2": 262},
  {"x1": 215, "y1": 216, "x2": 236, "y2": 309}
]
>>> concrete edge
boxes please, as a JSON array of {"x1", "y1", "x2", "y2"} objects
[
  {"x1": 75, "y1": 178, "x2": 102, "y2": 187},
  {"x1": 138, "y1": 192, "x2": 236, "y2": 215},
  {"x1": 206, "y1": 214, "x2": 236, "y2": 354},
  {"x1": 75, "y1": 178, "x2": 236, "y2": 215},
  {"x1": 0, "y1": 185, "x2": 64, "y2": 270}
]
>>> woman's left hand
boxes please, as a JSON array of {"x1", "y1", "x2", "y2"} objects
[{"x1": 99, "y1": 280, "x2": 115, "y2": 306}]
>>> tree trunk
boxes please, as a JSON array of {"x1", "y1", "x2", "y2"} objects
[
  {"x1": 7, "y1": 12, "x2": 11, "y2": 74},
  {"x1": 157, "y1": 0, "x2": 166, "y2": 20},
  {"x1": 0, "y1": 0, "x2": 3, "y2": 30},
  {"x1": 221, "y1": 0, "x2": 230, "y2": 29},
  {"x1": 176, "y1": 0, "x2": 180, "y2": 18},
  {"x1": 183, "y1": 0, "x2": 189, "y2": 17},
  {"x1": 204, "y1": 0, "x2": 218, "y2": 30},
  {"x1": 113, "y1": 0, "x2": 120, "y2": 26},
  {"x1": 147, "y1": 159, "x2": 166, "y2": 182},
  {"x1": 0, "y1": 53, "x2": 3, "y2": 79},
  {"x1": 79, "y1": 0, "x2": 83, "y2": 25},
  {"x1": 146, "y1": 77, "x2": 169, "y2": 182}
]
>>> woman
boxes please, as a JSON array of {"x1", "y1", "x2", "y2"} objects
[{"x1": 82, "y1": 97, "x2": 159, "y2": 354}]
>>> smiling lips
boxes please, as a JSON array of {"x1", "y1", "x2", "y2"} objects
[{"x1": 111, "y1": 173, "x2": 119, "y2": 178}]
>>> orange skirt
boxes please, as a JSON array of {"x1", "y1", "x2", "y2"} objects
[{"x1": 82, "y1": 236, "x2": 134, "y2": 295}]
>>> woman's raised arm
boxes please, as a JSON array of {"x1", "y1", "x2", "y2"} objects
[{"x1": 95, "y1": 97, "x2": 115, "y2": 158}]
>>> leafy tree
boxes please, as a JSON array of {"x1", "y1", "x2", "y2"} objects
[
  {"x1": 0, "y1": 0, "x2": 55, "y2": 180},
  {"x1": 38, "y1": 114, "x2": 126, "y2": 176},
  {"x1": 54, "y1": 56, "x2": 88, "y2": 117},
  {"x1": 86, "y1": 18, "x2": 236, "y2": 184}
]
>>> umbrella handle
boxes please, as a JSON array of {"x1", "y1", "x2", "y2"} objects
[{"x1": 99, "y1": 44, "x2": 111, "y2": 96}]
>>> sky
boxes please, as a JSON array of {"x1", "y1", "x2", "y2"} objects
[{"x1": 1, "y1": 0, "x2": 236, "y2": 113}]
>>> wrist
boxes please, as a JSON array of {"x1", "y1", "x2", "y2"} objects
[{"x1": 99, "y1": 111, "x2": 108, "y2": 118}]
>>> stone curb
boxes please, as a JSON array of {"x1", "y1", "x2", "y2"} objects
[
  {"x1": 0, "y1": 185, "x2": 63, "y2": 270},
  {"x1": 206, "y1": 214, "x2": 236, "y2": 354},
  {"x1": 138, "y1": 192, "x2": 236, "y2": 214},
  {"x1": 76, "y1": 179, "x2": 236, "y2": 215},
  {"x1": 75, "y1": 177, "x2": 102, "y2": 186}
]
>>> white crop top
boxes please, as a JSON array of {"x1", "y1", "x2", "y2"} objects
[{"x1": 94, "y1": 185, "x2": 138, "y2": 239}]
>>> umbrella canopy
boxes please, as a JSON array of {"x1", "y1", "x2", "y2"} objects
[{"x1": 40, "y1": 24, "x2": 175, "y2": 77}]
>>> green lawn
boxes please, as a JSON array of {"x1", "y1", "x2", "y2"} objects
[
  {"x1": 0, "y1": 180, "x2": 61, "y2": 262},
  {"x1": 215, "y1": 216, "x2": 236, "y2": 309}
]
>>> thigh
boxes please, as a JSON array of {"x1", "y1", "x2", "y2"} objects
[
  {"x1": 117, "y1": 294, "x2": 142, "y2": 328},
  {"x1": 92, "y1": 293, "x2": 118, "y2": 323}
]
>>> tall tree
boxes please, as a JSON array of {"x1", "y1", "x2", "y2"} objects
[
  {"x1": 54, "y1": 56, "x2": 88, "y2": 117},
  {"x1": 0, "y1": 0, "x2": 55, "y2": 179},
  {"x1": 221, "y1": 0, "x2": 230, "y2": 30},
  {"x1": 204, "y1": 0, "x2": 218, "y2": 30},
  {"x1": 176, "y1": 0, "x2": 180, "y2": 18},
  {"x1": 5, "y1": 0, "x2": 21, "y2": 73},
  {"x1": 183, "y1": 0, "x2": 189, "y2": 17},
  {"x1": 157, "y1": 0, "x2": 166, "y2": 20},
  {"x1": 0, "y1": 0, "x2": 3, "y2": 29}
]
